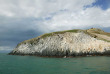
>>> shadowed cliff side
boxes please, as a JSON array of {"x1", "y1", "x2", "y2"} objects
[{"x1": 9, "y1": 28, "x2": 110, "y2": 57}]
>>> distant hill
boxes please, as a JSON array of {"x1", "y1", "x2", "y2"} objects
[{"x1": 9, "y1": 28, "x2": 110, "y2": 57}]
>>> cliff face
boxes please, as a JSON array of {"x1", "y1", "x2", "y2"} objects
[{"x1": 9, "y1": 28, "x2": 110, "y2": 57}]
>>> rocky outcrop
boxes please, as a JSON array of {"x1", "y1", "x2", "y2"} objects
[{"x1": 9, "y1": 28, "x2": 110, "y2": 57}]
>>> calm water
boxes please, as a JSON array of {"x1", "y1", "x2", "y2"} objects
[{"x1": 0, "y1": 53, "x2": 110, "y2": 74}]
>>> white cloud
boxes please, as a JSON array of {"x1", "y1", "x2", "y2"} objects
[
  {"x1": 0, "y1": 0, "x2": 96, "y2": 17},
  {"x1": 36, "y1": 7, "x2": 110, "y2": 32},
  {"x1": 0, "y1": 0, "x2": 110, "y2": 31},
  {"x1": 0, "y1": 0, "x2": 110, "y2": 32},
  {"x1": 0, "y1": 46, "x2": 12, "y2": 51},
  {"x1": 1, "y1": 0, "x2": 110, "y2": 51}
]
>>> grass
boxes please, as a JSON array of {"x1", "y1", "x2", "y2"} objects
[
  {"x1": 17, "y1": 29, "x2": 82, "y2": 46},
  {"x1": 41, "y1": 29, "x2": 81, "y2": 38},
  {"x1": 86, "y1": 28, "x2": 110, "y2": 42},
  {"x1": 87, "y1": 28, "x2": 110, "y2": 36},
  {"x1": 17, "y1": 28, "x2": 110, "y2": 47}
]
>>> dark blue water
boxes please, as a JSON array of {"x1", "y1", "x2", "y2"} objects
[{"x1": 0, "y1": 53, "x2": 110, "y2": 74}]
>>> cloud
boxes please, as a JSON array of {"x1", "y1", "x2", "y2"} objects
[
  {"x1": 0, "y1": 0, "x2": 98, "y2": 32},
  {"x1": 1, "y1": 0, "x2": 109, "y2": 32},
  {"x1": 42, "y1": 7, "x2": 110, "y2": 32},
  {"x1": 0, "y1": 0, "x2": 110, "y2": 52},
  {"x1": 0, "y1": 0, "x2": 96, "y2": 17},
  {"x1": 0, "y1": 46, "x2": 12, "y2": 51}
]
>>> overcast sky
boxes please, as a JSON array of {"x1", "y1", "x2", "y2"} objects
[{"x1": 0, "y1": 0, "x2": 110, "y2": 52}]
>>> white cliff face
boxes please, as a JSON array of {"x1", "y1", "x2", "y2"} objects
[{"x1": 10, "y1": 32, "x2": 110, "y2": 56}]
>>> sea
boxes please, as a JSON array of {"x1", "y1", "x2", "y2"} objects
[{"x1": 0, "y1": 53, "x2": 110, "y2": 74}]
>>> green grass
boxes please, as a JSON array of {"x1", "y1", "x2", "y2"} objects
[
  {"x1": 86, "y1": 28, "x2": 110, "y2": 42},
  {"x1": 41, "y1": 29, "x2": 81, "y2": 38},
  {"x1": 16, "y1": 29, "x2": 83, "y2": 47},
  {"x1": 87, "y1": 28, "x2": 110, "y2": 36},
  {"x1": 16, "y1": 28, "x2": 110, "y2": 47}
]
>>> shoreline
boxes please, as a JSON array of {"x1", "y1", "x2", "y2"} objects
[{"x1": 8, "y1": 53, "x2": 110, "y2": 58}]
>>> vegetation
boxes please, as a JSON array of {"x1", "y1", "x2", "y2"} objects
[
  {"x1": 86, "y1": 28, "x2": 110, "y2": 42},
  {"x1": 87, "y1": 28, "x2": 110, "y2": 36},
  {"x1": 17, "y1": 29, "x2": 82, "y2": 46},
  {"x1": 17, "y1": 28, "x2": 110, "y2": 47},
  {"x1": 41, "y1": 29, "x2": 81, "y2": 38}
]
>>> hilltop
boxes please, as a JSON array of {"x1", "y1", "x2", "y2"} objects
[{"x1": 9, "y1": 28, "x2": 110, "y2": 57}]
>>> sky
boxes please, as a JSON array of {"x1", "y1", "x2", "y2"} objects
[{"x1": 0, "y1": 0, "x2": 110, "y2": 52}]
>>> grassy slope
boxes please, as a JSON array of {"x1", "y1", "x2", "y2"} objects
[
  {"x1": 86, "y1": 28, "x2": 110, "y2": 36},
  {"x1": 17, "y1": 28, "x2": 110, "y2": 47},
  {"x1": 17, "y1": 29, "x2": 82, "y2": 46},
  {"x1": 86, "y1": 28, "x2": 110, "y2": 42}
]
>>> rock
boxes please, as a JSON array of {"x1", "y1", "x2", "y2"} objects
[{"x1": 9, "y1": 28, "x2": 110, "y2": 57}]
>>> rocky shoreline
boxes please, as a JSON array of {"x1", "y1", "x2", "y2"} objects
[
  {"x1": 9, "y1": 28, "x2": 110, "y2": 57},
  {"x1": 9, "y1": 52, "x2": 110, "y2": 58}
]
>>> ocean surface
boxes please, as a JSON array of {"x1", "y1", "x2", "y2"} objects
[{"x1": 0, "y1": 53, "x2": 110, "y2": 74}]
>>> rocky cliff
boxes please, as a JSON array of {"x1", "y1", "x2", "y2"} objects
[{"x1": 9, "y1": 28, "x2": 110, "y2": 57}]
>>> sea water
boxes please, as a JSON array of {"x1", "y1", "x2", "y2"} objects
[{"x1": 0, "y1": 53, "x2": 110, "y2": 74}]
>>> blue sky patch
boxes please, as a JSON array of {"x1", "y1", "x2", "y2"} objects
[{"x1": 93, "y1": 0, "x2": 110, "y2": 10}]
